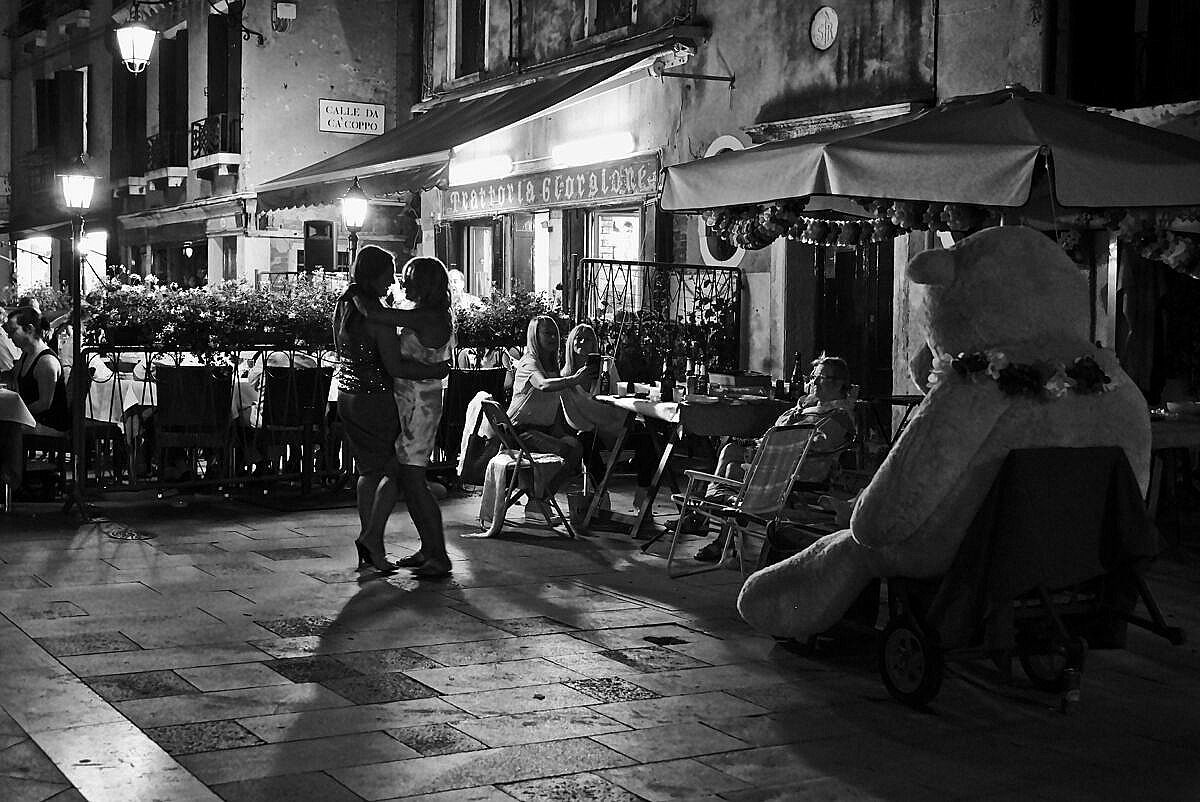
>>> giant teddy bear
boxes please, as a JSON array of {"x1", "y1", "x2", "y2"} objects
[{"x1": 738, "y1": 225, "x2": 1151, "y2": 638}]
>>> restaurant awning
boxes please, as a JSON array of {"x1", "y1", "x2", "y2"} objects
[
  {"x1": 659, "y1": 86, "x2": 1200, "y2": 214},
  {"x1": 256, "y1": 50, "x2": 652, "y2": 212}
]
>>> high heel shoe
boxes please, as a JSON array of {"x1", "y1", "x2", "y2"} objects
[
  {"x1": 355, "y1": 540, "x2": 398, "y2": 573},
  {"x1": 354, "y1": 541, "x2": 371, "y2": 570}
]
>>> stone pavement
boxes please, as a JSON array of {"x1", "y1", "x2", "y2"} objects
[{"x1": 0, "y1": 486, "x2": 1198, "y2": 802}]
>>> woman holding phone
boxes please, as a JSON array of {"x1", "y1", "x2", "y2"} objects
[{"x1": 561, "y1": 324, "x2": 657, "y2": 509}]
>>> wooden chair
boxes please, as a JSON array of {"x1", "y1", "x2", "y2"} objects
[
  {"x1": 256, "y1": 365, "x2": 334, "y2": 492},
  {"x1": 478, "y1": 398, "x2": 577, "y2": 539},
  {"x1": 666, "y1": 422, "x2": 820, "y2": 578},
  {"x1": 153, "y1": 364, "x2": 234, "y2": 487}
]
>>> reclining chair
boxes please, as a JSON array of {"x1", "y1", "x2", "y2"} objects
[{"x1": 666, "y1": 422, "x2": 820, "y2": 578}]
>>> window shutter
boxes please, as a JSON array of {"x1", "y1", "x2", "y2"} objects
[
  {"x1": 35, "y1": 78, "x2": 55, "y2": 150},
  {"x1": 55, "y1": 69, "x2": 85, "y2": 164}
]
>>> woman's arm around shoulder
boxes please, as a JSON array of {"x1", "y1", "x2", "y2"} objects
[
  {"x1": 372, "y1": 325, "x2": 450, "y2": 381},
  {"x1": 351, "y1": 292, "x2": 443, "y2": 329}
]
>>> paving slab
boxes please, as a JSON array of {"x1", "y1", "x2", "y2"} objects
[{"x1": 0, "y1": 491, "x2": 1196, "y2": 802}]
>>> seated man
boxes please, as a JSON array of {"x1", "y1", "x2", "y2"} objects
[{"x1": 693, "y1": 355, "x2": 856, "y2": 562}]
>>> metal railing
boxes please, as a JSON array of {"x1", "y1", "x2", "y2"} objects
[
  {"x1": 190, "y1": 113, "x2": 241, "y2": 159},
  {"x1": 572, "y1": 258, "x2": 742, "y2": 379},
  {"x1": 146, "y1": 130, "x2": 188, "y2": 171}
]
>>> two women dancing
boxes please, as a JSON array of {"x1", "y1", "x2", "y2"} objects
[{"x1": 333, "y1": 246, "x2": 454, "y2": 579}]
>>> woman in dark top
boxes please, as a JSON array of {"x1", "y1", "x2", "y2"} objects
[
  {"x1": 334, "y1": 246, "x2": 449, "y2": 574},
  {"x1": 4, "y1": 307, "x2": 70, "y2": 433}
]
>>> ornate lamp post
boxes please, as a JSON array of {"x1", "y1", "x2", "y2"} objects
[
  {"x1": 58, "y1": 156, "x2": 95, "y2": 520},
  {"x1": 340, "y1": 177, "x2": 369, "y2": 261}
]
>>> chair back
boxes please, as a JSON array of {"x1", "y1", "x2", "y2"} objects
[
  {"x1": 737, "y1": 423, "x2": 819, "y2": 517},
  {"x1": 154, "y1": 364, "x2": 233, "y2": 432},
  {"x1": 261, "y1": 365, "x2": 334, "y2": 428},
  {"x1": 438, "y1": 366, "x2": 508, "y2": 462},
  {"x1": 479, "y1": 399, "x2": 525, "y2": 453},
  {"x1": 973, "y1": 447, "x2": 1158, "y2": 591}
]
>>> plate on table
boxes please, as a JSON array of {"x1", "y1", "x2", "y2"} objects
[
  {"x1": 734, "y1": 394, "x2": 771, "y2": 403},
  {"x1": 685, "y1": 395, "x2": 719, "y2": 405}
]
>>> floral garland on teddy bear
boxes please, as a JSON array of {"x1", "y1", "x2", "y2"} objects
[{"x1": 928, "y1": 350, "x2": 1113, "y2": 399}]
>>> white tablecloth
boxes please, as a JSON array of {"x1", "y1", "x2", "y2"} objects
[
  {"x1": 0, "y1": 388, "x2": 36, "y2": 429},
  {"x1": 0, "y1": 389, "x2": 36, "y2": 489}
]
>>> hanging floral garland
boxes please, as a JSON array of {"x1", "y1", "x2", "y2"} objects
[
  {"x1": 928, "y1": 351, "x2": 1114, "y2": 399},
  {"x1": 701, "y1": 198, "x2": 1001, "y2": 252},
  {"x1": 701, "y1": 196, "x2": 1200, "y2": 279}
]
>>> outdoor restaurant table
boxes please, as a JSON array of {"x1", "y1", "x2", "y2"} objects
[
  {"x1": 583, "y1": 394, "x2": 792, "y2": 543},
  {"x1": 868, "y1": 394, "x2": 924, "y2": 446},
  {"x1": 0, "y1": 388, "x2": 37, "y2": 495}
]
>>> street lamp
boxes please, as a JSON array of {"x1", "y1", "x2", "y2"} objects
[
  {"x1": 340, "y1": 177, "x2": 369, "y2": 260},
  {"x1": 115, "y1": 2, "x2": 157, "y2": 74},
  {"x1": 58, "y1": 156, "x2": 96, "y2": 521},
  {"x1": 116, "y1": 1, "x2": 265, "y2": 75}
]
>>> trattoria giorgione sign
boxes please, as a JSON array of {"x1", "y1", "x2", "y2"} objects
[{"x1": 442, "y1": 153, "x2": 660, "y2": 219}]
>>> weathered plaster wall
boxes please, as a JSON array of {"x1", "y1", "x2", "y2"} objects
[
  {"x1": 241, "y1": 0, "x2": 405, "y2": 188},
  {"x1": 936, "y1": 0, "x2": 1049, "y2": 98},
  {"x1": 673, "y1": 0, "x2": 936, "y2": 375},
  {"x1": 8, "y1": 1, "x2": 119, "y2": 233},
  {"x1": 889, "y1": 0, "x2": 1050, "y2": 392}
]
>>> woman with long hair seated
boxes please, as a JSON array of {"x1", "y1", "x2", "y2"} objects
[
  {"x1": 505, "y1": 316, "x2": 597, "y2": 492},
  {"x1": 333, "y1": 246, "x2": 450, "y2": 576},
  {"x1": 561, "y1": 323, "x2": 658, "y2": 511},
  {"x1": 5, "y1": 306, "x2": 70, "y2": 435}
]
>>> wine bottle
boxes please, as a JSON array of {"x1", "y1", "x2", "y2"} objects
[
  {"x1": 788, "y1": 351, "x2": 805, "y2": 401},
  {"x1": 660, "y1": 356, "x2": 675, "y2": 402}
]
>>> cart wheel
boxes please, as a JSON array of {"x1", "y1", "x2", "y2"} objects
[
  {"x1": 1020, "y1": 649, "x2": 1068, "y2": 693},
  {"x1": 878, "y1": 616, "x2": 943, "y2": 707}
]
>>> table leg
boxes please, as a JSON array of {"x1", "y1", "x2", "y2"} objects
[
  {"x1": 581, "y1": 411, "x2": 634, "y2": 532},
  {"x1": 637, "y1": 422, "x2": 683, "y2": 551}
]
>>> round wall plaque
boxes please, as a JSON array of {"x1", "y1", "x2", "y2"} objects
[{"x1": 810, "y1": 6, "x2": 839, "y2": 51}]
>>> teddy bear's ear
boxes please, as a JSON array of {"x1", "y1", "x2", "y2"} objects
[{"x1": 906, "y1": 247, "x2": 956, "y2": 286}]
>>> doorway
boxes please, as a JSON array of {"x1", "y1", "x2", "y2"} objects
[
  {"x1": 589, "y1": 208, "x2": 640, "y2": 261},
  {"x1": 814, "y1": 243, "x2": 894, "y2": 397}
]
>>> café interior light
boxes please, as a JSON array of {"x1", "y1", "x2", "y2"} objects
[
  {"x1": 551, "y1": 131, "x2": 635, "y2": 167},
  {"x1": 182, "y1": 241, "x2": 194, "y2": 259},
  {"x1": 448, "y1": 154, "x2": 513, "y2": 185}
]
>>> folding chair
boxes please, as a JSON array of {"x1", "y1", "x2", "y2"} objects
[
  {"x1": 478, "y1": 399, "x2": 577, "y2": 539},
  {"x1": 666, "y1": 422, "x2": 819, "y2": 578}
]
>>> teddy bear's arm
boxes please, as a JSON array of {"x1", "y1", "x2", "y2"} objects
[{"x1": 850, "y1": 384, "x2": 1007, "y2": 549}]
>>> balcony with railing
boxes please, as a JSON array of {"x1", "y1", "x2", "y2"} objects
[
  {"x1": 189, "y1": 113, "x2": 242, "y2": 177},
  {"x1": 145, "y1": 130, "x2": 189, "y2": 189}
]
